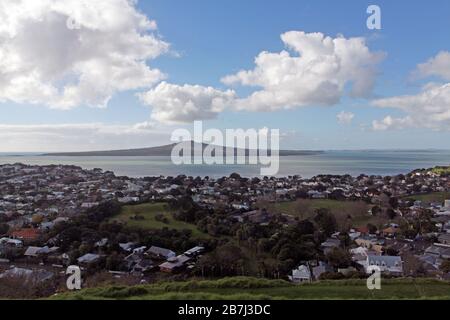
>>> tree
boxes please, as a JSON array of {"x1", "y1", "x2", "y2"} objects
[
  {"x1": 367, "y1": 223, "x2": 377, "y2": 234},
  {"x1": 371, "y1": 205, "x2": 382, "y2": 216},
  {"x1": 106, "y1": 252, "x2": 124, "y2": 271},
  {"x1": 326, "y1": 247, "x2": 352, "y2": 268},
  {"x1": 389, "y1": 197, "x2": 399, "y2": 209},
  {"x1": 230, "y1": 173, "x2": 241, "y2": 180},
  {"x1": 297, "y1": 220, "x2": 316, "y2": 235},
  {"x1": 314, "y1": 209, "x2": 337, "y2": 236},
  {"x1": 440, "y1": 260, "x2": 450, "y2": 274},
  {"x1": 31, "y1": 214, "x2": 44, "y2": 225},
  {"x1": 295, "y1": 199, "x2": 312, "y2": 220},
  {"x1": 386, "y1": 208, "x2": 397, "y2": 220},
  {"x1": 0, "y1": 223, "x2": 9, "y2": 236},
  {"x1": 197, "y1": 243, "x2": 248, "y2": 277}
]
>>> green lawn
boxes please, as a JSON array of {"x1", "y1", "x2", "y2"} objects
[
  {"x1": 403, "y1": 192, "x2": 450, "y2": 204},
  {"x1": 110, "y1": 202, "x2": 208, "y2": 239},
  {"x1": 51, "y1": 277, "x2": 450, "y2": 300},
  {"x1": 265, "y1": 199, "x2": 381, "y2": 229},
  {"x1": 430, "y1": 166, "x2": 450, "y2": 175}
]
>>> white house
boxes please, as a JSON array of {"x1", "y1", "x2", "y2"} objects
[
  {"x1": 444, "y1": 200, "x2": 450, "y2": 209},
  {"x1": 363, "y1": 255, "x2": 403, "y2": 276},
  {"x1": 289, "y1": 265, "x2": 312, "y2": 284}
]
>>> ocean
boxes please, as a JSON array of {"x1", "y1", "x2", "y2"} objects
[{"x1": 0, "y1": 150, "x2": 449, "y2": 178}]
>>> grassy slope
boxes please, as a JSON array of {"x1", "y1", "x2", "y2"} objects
[
  {"x1": 50, "y1": 277, "x2": 450, "y2": 300},
  {"x1": 431, "y1": 167, "x2": 450, "y2": 175},
  {"x1": 402, "y1": 192, "x2": 450, "y2": 204},
  {"x1": 110, "y1": 202, "x2": 208, "y2": 239},
  {"x1": 266, "y1": 199, "x2": 386, "y2": 229}
]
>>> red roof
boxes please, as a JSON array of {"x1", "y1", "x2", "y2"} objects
[
  {"x1": 356, "y1": 227, "x2": 369, "y2": 234},
  {"x1": 382, "y1": 227, "x2": 398, "y2": 235},
  {"x1": 11, "y1": 228, "x2": 40, "y2": 241}
]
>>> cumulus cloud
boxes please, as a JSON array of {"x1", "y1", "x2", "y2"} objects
[
  {"x1": 416, "y1": 51, "x2": 450, "y2": 81},
  {"x1": 139, "y1": 82, "x2": 236, "y2": 124},
  {"x1": 372, "y1": 115, "x2": 414, "y2": 131},
  {"x1": 0, "y1": 0, "x2": 169, "y2": 109},
  {"x1": 372, "y1": 52, "x2": 450, "y2": 130},
  {"x1": 0, "y1": 123, "x2": 172, "y2": 152},
  {"x1": 336, "y1": 111, "x2": 355, "y2": 125},
  {"x1": 222, "y1": 31, "x2": 384, "y2": 111},
  {"x1": 372, "y1": 83, "x2": 450, "y2": 130}
]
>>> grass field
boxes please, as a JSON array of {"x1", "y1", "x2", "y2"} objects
[
  {"x1": 403, "y1": 192, "x2": 450, "y2": 204},
  {"x1": 430, "y1": 167, "x2": 450, "y2": 175},
  {"x1": 51, "y1": 277, "x2": 450, "y2": 300},
  {"x1": 110, "y1": 202, "x2": 208, "y2": 238},
  {"x1": 265, "y1": 199, "x2": 386, "y2": 229}
]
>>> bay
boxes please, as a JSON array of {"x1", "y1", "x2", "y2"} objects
[{"x1": 0, "y1": 150, "x2": 449, "y2": 178}]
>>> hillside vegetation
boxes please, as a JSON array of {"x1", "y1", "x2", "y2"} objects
[
  {"x1": 265, "y1": 199, "x2": 379, "y2": 229},
  {"x1": 109, "y1": 202, "x2": 208, "y2": 239},
  {"x1": 50, "y1": 277, "x2": 450, "y2": 300},
  {"x1": 403, "y1": 192, "x2": 450, "y2": 204}
]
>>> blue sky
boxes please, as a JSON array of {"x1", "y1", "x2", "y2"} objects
[{"x1": 1, "y1": 0, "x2": 450, "y2": 151}]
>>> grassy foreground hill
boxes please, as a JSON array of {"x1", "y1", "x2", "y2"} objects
[{"x1": 50, "y1": 277, "x2": 450, "y2": 300}]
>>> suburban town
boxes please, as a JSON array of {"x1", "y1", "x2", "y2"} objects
[{"x1": 0, "y1": 162, "x2": 449, "y2": 298}]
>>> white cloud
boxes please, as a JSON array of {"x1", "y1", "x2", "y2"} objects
[
  {"x1": 416, "y1": 51, "x2": 450, "y2": 81},
  {"x1": 0, "y1": 0, "x2": 169, "y2": 109},
  {"x1": 139, "y1": 81, "x2": 236, "y2": 124},
  {"x1": 336, "y1": 111, "x2": 355, "y2": 125},
  {"x1": 371, "y1": 52, "x2": 450, "y2": 130},
  {"x1": 132, "y1": 121, "x2": 156, "y2": 130},
  {"x1": 0, "y1": 123, "x2": 172, "y2": 152},
  {"x1": 222, "y1": 31, "x2": 384, "y2": 111},
  {"x1": 372, "y1": 115, "x2": 414, "y2": 131}
]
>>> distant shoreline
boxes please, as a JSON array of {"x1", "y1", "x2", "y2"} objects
[{"x1": 40, "y1": 142, "x2": 324, "y2": 157}]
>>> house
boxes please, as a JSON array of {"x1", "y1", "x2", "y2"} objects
[
  {"x1": 320, "y1": 238, "x2": 341, "y2": 255},
  {"x1": 147, "y1": 246, "x2": 176, "y2": 260},
  {"x1": 10, "y1": 228, "x2": 40, "y2": 243},
  {"x1": 184, "y1": 246, "x2": 204, "y2": 257},
  {"x1": 241, "y1": 209, "x2": 272, "y2": 225},
  {"x1": 95, "y1": 238, "x2": 108, "y2": 248},
  {"x1": 355, "y1": 238, "x2": 383, "y2": 254},
  {"x1": 0, "y1": 237, "x2": 23, "y2": 248},
  {"x1": 24, "y1": 246, "x2": 42, "y2": 258},
  {"x1": 350, "y1": 246, "x2": 376, "y2": 265},
  {"x1": 417, "y1": 253, "x2": 443, "y2": 274},
  {"x1": 77, "y1": 253, "x2": 101, "y2": 266},
  {"x1": 312, "y1": 262, "x2": 332, "y2": 280},
  {"x1": 425, "y1": 244, "x2": 450, "y2": 259},
  {"x1": 382, "y1": 227, "x2": 399, "y2": 238},
  {"x1": 133, "y1": 246, "x2": 147, "y2": 254},
  {"x1": 24, "y1": 246, "x2": 58, "y2": 258},
  {"x1": 119, "y1": 242, "x2": 136, "y2": 252},
  {"x1": 0, "y1": 267, "x2": 54, "y2": 284},
  {"x1": 133, "y1": 259, "x2": 155, "y2": 273},
  {"x1": 159, "y1": 255, "x2": 191, "y2": 273},
  {"x1": 39, "y1": 222, "x2": 55, "y2": 231},
  {"x1": 438, "y1": 233, "x2": 450, "y2": 245},
  {"x1": 348, "y1": 230, "x2": 361, "y2": 241},
  {"x1": 444, "y1": 200, "x2": 450, "y2": 209},
  {"x1": 355, "y1": 227, "x2": 370, "y2": 235},
  {"x1": 363, "y1": 255, "x2": 403, "y2": 276},
  {"x1": 123, "y1": 252, "x2": 155, "y2": 273},
  {"x1": 289, "y1": 265, "x2": 312, "y2": 283}
]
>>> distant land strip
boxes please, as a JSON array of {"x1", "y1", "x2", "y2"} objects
[{"x1": 42, "y1": 142, "x2": 323, "y2": 157}]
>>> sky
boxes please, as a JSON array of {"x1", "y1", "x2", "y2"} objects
[{"x1": 1, "y1": 0, "x2": 450, "y2": 152}]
